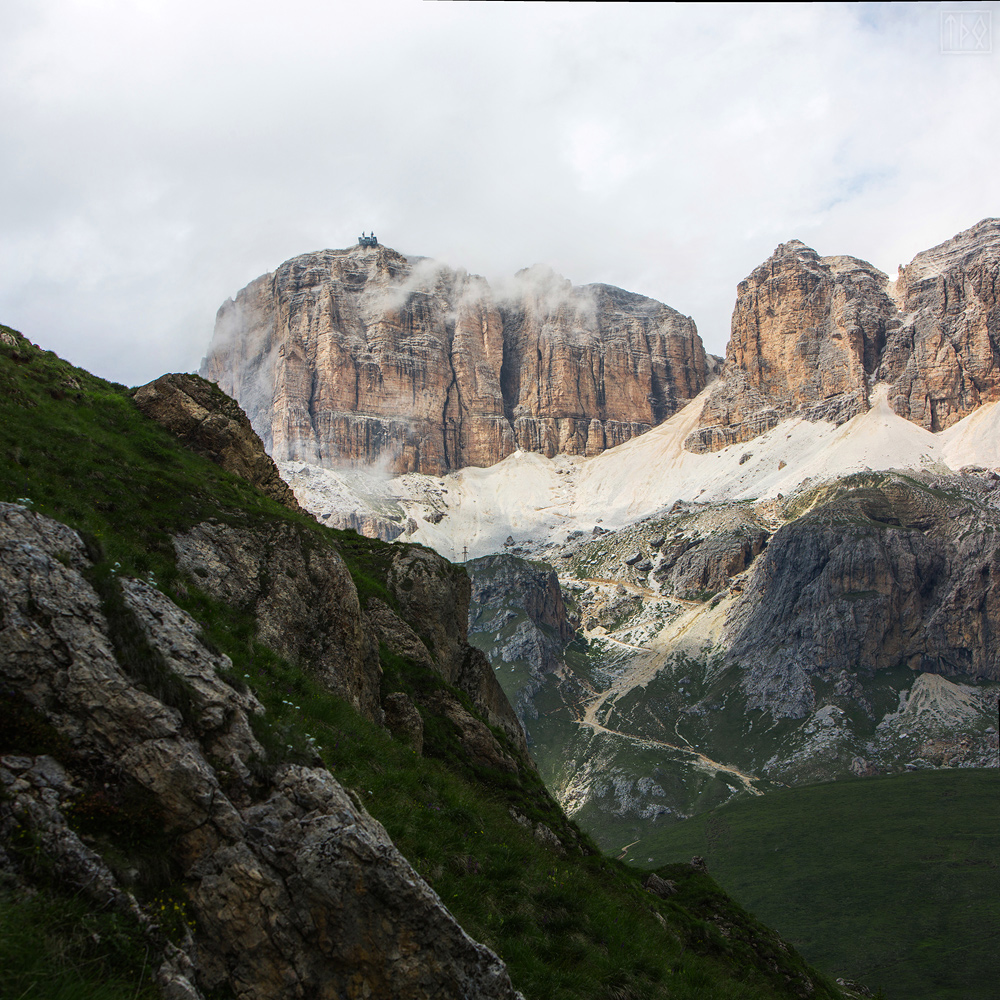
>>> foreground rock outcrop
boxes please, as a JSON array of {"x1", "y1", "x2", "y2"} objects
[
  {"x1": 202, "y1": 245, "x2": 710, "y2": 474},
  {"x1": 0, "y1": 501, "x2": 524, "y2": 1000},
  {"x1": 171, "y1": 519, "x2": 382, "y2": 720},
  {"x1": 134, "y1": 373, "x2": 303, "y2": 512},
  {"x1": 689, "y1": 218, "x2": 1000, "y2": 452},
  {"x1": 384, "y1": 545, "x2": 528, "y2": 754}
]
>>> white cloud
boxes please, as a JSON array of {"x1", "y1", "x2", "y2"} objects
[{"x1": 0, "y1": 1, "x2": 997, "y2": 384}]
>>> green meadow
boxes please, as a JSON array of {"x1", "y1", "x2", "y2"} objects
[{"x1": 628, "y1": 769, "x2": 1000, "y2": 1000}]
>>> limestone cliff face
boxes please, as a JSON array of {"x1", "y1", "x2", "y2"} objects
[
  {"x1": 882, "y1": 217, "x2": 1000, "y2": 430},
  {"x1": 687, "y1": 242, "x2": 894, "y2": 452},
  {"x1": 725, "y1": 474, "x2": 1000, "y2": 719},
  {"x1": 203, "y1": 246, "x2": 511, "y2": 475},
  {"x1": 497, "y1": 268, "x2": 708, "y2": 458},
  {"x1": 202, "y1": 246, "x2": 709, "y2": 475},
  {"x1": 688, "y1": 219, "x2": 1000, "y2": 453}
]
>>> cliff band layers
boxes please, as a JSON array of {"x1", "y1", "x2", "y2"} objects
[
  {"x1": 202, "y1": 246, "x2": 709, "y2": 475},
  {"x1": 688, "y1": 218, "x2": 1000, "y2": 452}
]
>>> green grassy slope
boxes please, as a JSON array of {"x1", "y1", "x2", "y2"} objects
[
  {"x1": 0, "y1": 888, "x2": 162, "y2": 1000},
  {"x1": 0, "y1": 325, "x2": 844, "y2": 1000},
  {"x1": 634, "y1": 769, "x2": 1000, "y2": 1000}
]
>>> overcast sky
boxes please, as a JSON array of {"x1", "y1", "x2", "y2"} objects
[{"x1": 1, "y1": 1, "x2": 997, "y2": 386}]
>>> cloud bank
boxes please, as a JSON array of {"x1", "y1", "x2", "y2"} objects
[{"x1": 0, "y1": 1, "x2": 997, "y2": 384}]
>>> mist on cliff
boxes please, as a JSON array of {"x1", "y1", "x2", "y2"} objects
[
  {"x1": 370, "y1": 256, "x2": 455, "y2": 315},
  {"x1": 494, "y1": 265, "x2": 599, "y2": 334},
  {"x1": 290, "y1": 444, "x2": 401, "y2": 483}
]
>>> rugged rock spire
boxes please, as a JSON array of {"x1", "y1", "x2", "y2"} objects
[
  {"x1": 686, "y1": 242, "x2": 895, "y2": 452},
  {"x1": 687, "y1": 218, "x2": 1000, "y2": 452}
]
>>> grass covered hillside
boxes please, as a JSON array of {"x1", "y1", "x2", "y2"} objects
[
  {"x1": 631, "y1": 768, "x2": 1000, "y2": 1000},
  {"x1": 0, "y1": 325, "x2": 847, "y2": 1000}
]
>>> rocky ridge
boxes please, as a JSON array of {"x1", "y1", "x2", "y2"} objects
[
  {"x1": 133, "y1": 373, "x2": 304, "y2": 512},
  {"x1": 689, "y1": 218, "x2": 1000, "y2": 452},
  {"x1": 135, "y1": 368, "x2": 528, "y2": 759},
  {"x1": 0, "y1": 339, "x2": 536, "y2": 999},
  {"x1": 0, "y1": 501, "x2": 523, "y2": 1000},
  {"x1": 202, "y1": 245, "x2": 710, "y2": 475}
]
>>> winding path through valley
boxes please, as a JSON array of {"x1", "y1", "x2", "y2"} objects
[{"x1": 577, "y1": 711, "x2": 763, "y2": 795}]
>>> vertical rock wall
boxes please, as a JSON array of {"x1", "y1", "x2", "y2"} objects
[
  {"x1": 881, "y1": 217, "x2": 1000, "y2": 431},
  {"x1": 202, "y1": 246, "x2": 709, "y2": 475},
  {"x1": 686, "y1": 242, "x2": 895, "y2": 453},
  {"x1": 687, "y1": 218, "x2": 1000, "y2": 453}
]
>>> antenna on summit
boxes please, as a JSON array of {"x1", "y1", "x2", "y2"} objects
[{"x1": 358, "y1": 231, "x2": 378, "y2": 247}]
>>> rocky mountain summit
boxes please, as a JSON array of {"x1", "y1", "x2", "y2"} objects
[
  {"x1": 689, "y1": 218, "x2": 1000, "y2": 451},
  {"x1": 202, "y1": 245, "x2": 710, "y2": 474},
  {"x1": 203, "y1": 220, "x2": 999, "y2": 477}
]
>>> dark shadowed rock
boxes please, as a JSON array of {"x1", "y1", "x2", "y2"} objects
[
  {"x1": 725, "y1": 476, "x2": 1000, "y2": 718},
  {"x1": 643, "y1": 873, "x2": 678, "y2": 898},
  {"x1": 383, "y1": 692, "x2": 424, "y2": 754},
  {"x1": 172, "y1": 520, "x2": 381, "y2": 721},
  {"x1": 466, "y1": 555, "x2": 576, "y2": 728},
  {"x1": 387, "y1": 547, "x2": 528, "y2": 754},
  {"x1": 652, "y1": 515, "x2": 770, "y2": 599},
  {"x1": 426, "y1": 692, "x2": 519, "y2": 774}
]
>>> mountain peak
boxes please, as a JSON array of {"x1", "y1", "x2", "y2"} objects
[
  {"x1": 688, "y1": 218, "x2": 1000, "y2": 452},
  {"x1": 203, "y1": 252, "x2": 710, "y2": 475}
]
